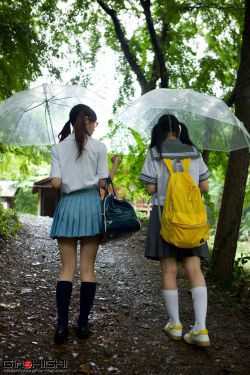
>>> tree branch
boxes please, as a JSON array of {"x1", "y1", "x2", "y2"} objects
[
  {"x1": 149, "y1": 21, "x2": 169, "y2": 89},
  {"x1": 225, "y1": 85, "x2": 237, "y2": 107},
  {"x1": 140, "y1": 0, "x2": 169, "y2": 88},
  {"x1": 96, "y1": 0, "x2": 150, "y2": 94}
]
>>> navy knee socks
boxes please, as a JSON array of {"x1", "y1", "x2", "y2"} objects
[
  {"x1": 78, "y1": 281, "x2": 96, "y2": 328},
  {"x1": 56, "y1": 281, "x2": 72, "y2": 330}
]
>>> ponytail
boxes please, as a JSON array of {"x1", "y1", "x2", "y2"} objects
[
  {"x1": 58, "y1": 104, "x2": 97, "y2": 159},
  {"x1": 179, "y1": 122, "x2": 195, "y2": 146},
  {"x1": 58, "y1": 120, "x2": 71, "y2": 142},
  {"x1": 74, "y1": 114, "x2": 88, "y2": 159}
]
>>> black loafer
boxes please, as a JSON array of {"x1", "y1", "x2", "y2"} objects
[
  {"x1": 76, "y1": 325, "x2": 90, "y2": 339},
  {"x1": 54, "y1": 328, "x2": 69, "y2": 345}
]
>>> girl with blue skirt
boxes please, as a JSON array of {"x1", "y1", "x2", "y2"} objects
[
  {"x1": 139, "y1": 115, "x2": 211, "y2": 347},
  {"x1": 50, "y1": 104, "x2": 120, "y2": 344}
]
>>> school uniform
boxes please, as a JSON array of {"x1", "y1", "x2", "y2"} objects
[
  {"x1": 139, "y1": 139, "x2": 210, "y2": 261},
  {"x1": 50, "y1": 134, "x2": 108, "y2": 238}
]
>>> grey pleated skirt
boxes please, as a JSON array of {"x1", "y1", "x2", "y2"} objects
[
  {"x1": 50, "y1": 188, "x2": 103, "y2": 239},
  {"x1": 145, "y1": 205, "x2": 210, "y2": 261}
]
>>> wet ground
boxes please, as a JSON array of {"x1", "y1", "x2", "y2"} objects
[{"x1": 0, "y1": 214, "x2": 250, "y2": 375}]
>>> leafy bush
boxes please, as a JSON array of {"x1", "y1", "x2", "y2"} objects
[
  {"x1": 234, "y1": 253, "x2": 250, "y2": 280},
  {"x1": 14, "y1": 188, "x2": 38, "y2": 215},
  {"x1": 0, "y1": 204, "x2": 21, "y2": 239}
]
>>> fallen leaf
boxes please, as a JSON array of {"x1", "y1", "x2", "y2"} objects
[{"x1": 78, "y1": 364, "x2": 93, "y2": 374}]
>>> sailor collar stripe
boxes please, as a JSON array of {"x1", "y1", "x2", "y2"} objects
[
  {"x1": 139, "y1": 173, "x2": 157, "y2": 184},
  {"x1": 150, "y1": 147, "x2": 200, "y2": 160}
]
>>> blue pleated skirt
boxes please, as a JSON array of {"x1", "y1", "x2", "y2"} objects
[{"x1": 50, "y1": 188, "x2": 103, "y2": 239}]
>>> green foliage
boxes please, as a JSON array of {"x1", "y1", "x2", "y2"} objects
[
  {"x1": 234, "y1": 253, "x2": 250, "y2": 280},
  {"x1": 104, "y1": 122, "x2": 150, "y2": 203},
  {"x1": 0, "y1": 145, "x2": 51, "y2": 214},
  {"x1": 14, "y1": 188, "x2": 38, "y2": 215},
  {"x1": 240, "y1": 208, "x2": 250, "y2": 241},
  {"x1": 53, "y1": 0, "x2": 245, "y2": 102},
  {"x1": 0, "y1": 145, "x2": 51, "y2": 181},
  {"x1": 0, "y1": 204, "x2": 21, "y2": 239},
  {"x1": 0, "y1": 0, "x2": 48, "y2": 99},
  {"x1": 203, "y1": 151, "x2": 228, "y2": 226}
]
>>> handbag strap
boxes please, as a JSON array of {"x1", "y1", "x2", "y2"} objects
[{"x1": 104, "y1": 176, "x2": 117, "y2": 198}]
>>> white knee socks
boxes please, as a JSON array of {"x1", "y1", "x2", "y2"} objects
[
  {"x1": 162, "y1": 289, "x2": 181, "y2": 326},
  {"x1": 191, "y1": 286, "x2": 207, "y2": 333}
]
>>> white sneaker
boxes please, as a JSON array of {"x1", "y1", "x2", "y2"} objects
[
  {"x1": 164, "y1": 322, "x2": 183, "y2": 341},
  {"x1": 184, "y1": 329, "x2": 210, "y2": 347}
]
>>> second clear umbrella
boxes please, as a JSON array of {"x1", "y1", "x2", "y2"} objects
[{"x1": 117, "y1": 88, "x2": 250, "y2": 152}]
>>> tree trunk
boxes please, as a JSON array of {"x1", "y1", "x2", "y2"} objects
[
  {"x1": 140, "y1": 0, "x2": 169, "y2": 88},
  {"x1": 96, "y1": 0, "x2": 150, "y2": 94},
  {"x1": 212, "y1": 150, "x2": 249, "y2": 279},
  {"x1": 212, "y1": 0, "x2": 250, "y2": 281}
]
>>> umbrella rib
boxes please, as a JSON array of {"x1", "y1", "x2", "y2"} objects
[
  {"x1": 8, "y1": 100, "x2": 44, "y2": 145},
  {"x1": 23, "y1": 100, "x2": 51, "y2": 113},
  {"x1": 218, "y1": 121, "x2": 230, "y2": 151},
  {"x1": 43, "y1": 84, "x2": 56, "y2": 145},
  {"x1": 49, "y1": 99, "x2": 73, "y2": 107}
]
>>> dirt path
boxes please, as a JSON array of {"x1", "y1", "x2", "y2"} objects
[{"x1": 0, "y1": 214, "x2": 250, "y2": 375}]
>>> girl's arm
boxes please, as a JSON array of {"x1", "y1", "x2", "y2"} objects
[
  {"x1": 98, "y1": 155, "x2": 121, "y2": 188},
  {"x1": 109, "y1": 156, "x2": 121, "y2": 179},
  {"x1": 199, "y1": 180, "x2": 209, "y2": 193},
  {"x1": 51, "y1": 177, "x2": 62, "y2": 189},
  {"x1": 146, "y1": 183, "x2": 157, "y2": 195}
]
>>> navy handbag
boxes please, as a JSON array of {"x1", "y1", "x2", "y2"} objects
[{"x1": 101, "y1": 177, "x2": 141, "y2": 243}]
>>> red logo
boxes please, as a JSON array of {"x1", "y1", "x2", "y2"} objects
[{"x1": 24, "y1": 360, "x2": 33, "y2": 369}]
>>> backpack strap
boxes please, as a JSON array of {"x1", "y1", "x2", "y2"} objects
[
  {"x1": 163, "y1": 159, "x2": 173, "y2": 174},
  {"x1": 182, "y1": 158, "x2": 191, "y2": 172}
]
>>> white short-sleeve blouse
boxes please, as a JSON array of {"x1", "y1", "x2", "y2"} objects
[
  {"x1": 50, "y1": 134, "x2": 109, "y2": 193},
  {"x1": 139, "y1": 139, "x2": 210, "y2": 205}
]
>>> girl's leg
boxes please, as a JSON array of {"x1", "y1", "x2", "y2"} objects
[
  {"x1": 182, "y1": 256, "x2": 206, "y2": 288},
  {"x1": 160, "y1": 257, "x2": 182, "y2": 339},
  {"x1": 58, "y1": 238, "x2": 78, "y2": 281},
  {"x1": 77, "y1": 236, "x2": 99, "y2": 337},
  {"x1": 55, "y1": 238, "x2": 77, "y2": 344},
  {"x1": 183, "y1": 256, "x2": 210, "y2": 346}
]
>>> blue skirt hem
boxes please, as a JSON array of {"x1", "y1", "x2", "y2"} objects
[{"x1": 50, "y1": 188, "x2": 104, "y2": 239}]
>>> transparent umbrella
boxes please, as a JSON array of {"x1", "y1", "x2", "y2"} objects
[
  {"x1": 0, "y1": 83, "x2": 108, "y2": 146},
  {"x1": 117, "y1": 88, "x2": 250, "y2": 152}
]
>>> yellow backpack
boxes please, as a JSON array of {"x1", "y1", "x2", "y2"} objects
[{"x1": 160, "y1": 158, "x2": 210, "y2": 248}]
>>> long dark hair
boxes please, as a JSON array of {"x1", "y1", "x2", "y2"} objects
[
  {"x1": 179, "y1": 122, "x2": 194, "y2": 146},
  {"x1": 58, "y1": 104, "x2": 97, "y2": 159},
  {"x1": 150, "y1": 114, "x2": 180, "y2": 156},
  {"x1": 150, "y1": 114, "x2": 195, "y2": 156}
]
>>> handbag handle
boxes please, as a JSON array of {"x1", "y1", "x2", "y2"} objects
[{"x1": 104, "y1": 176, "x2": 117, "y2": 198}]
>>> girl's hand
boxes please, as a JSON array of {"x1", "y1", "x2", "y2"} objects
[
  {"x1": 111, "y1": 155, "x2": 121, "y2": 166},
  {"x1": 109, "y1": 155, "x2": 121, "y2": 180}
]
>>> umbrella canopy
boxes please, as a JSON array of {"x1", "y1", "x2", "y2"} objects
[
  {"x1": 117, "y1": 88, "x2": 250, "y2": 152},
  {"x1": 0, "y1": 84, "x2": 108, "y2": 146}
]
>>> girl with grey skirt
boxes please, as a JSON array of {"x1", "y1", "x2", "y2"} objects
[
  {"x1": 50, "y1": 104, "x2": 120, "y2": 344},
  {"x1": 139, "y1": 114, "x2": 211, "y2": 347}
]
